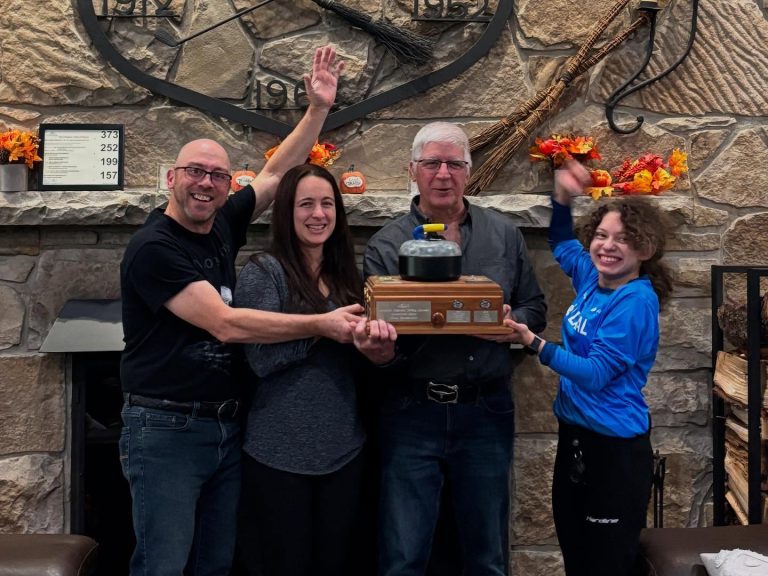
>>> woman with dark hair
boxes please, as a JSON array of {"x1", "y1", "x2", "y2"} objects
[
  {"x1": 234, "y1": 163, "x2": 396, "y2": 576},
  {"x1": 505, "y1": 161, "x2": 673, "y2": 576}
]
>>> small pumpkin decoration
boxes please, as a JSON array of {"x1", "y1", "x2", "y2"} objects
[
  {"x1": 339, "y1": 165, "x2": 366, "y2": 194},
  {"x1": 231, "y1": 164, "x2": 257, "y2": 192}
]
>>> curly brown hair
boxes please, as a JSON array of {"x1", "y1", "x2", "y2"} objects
[{"x1": 577, "y1": 196, "x2": 673, "y2": 307}]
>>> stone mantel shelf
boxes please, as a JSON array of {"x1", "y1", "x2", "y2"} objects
[{"x1": 0, "y1": 190, "x2": 691, "y2": 229}]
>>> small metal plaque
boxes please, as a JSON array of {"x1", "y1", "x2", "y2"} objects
[
  {"x1": 376, "y1": 301, "x2": 432, "y2": 323},
  {"x1": 473, "y1": 310, "x2": 499, "y2": 323},
  {"x1": 365, "y1": 275, "x2": 509, "y2": 335},
  {"x1": 447, "y1": 310, "x2": 471, "y2": 323}
]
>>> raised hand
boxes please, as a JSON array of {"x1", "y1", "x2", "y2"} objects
[
  {"x1": 303, "y1": 45, "x2": 345, "y2": 110},
  {"x1": 352, "y1": 318, "x2": 398, "y2": 365},
  {"x1": 554, "y1": 159, "x2": 591, "y2": 205}
]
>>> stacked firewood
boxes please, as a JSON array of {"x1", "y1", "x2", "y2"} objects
[
  {"x1": 714, "y1": 293, "x2": 768, "y2": 524},
  {"x1": 717, "y1": 293, "x2": 768, "y2": 352},
  {"x1": 714, "y1": 352, "x2": 768, "y2": 524}
]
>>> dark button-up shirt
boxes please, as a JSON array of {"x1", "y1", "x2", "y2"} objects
[{"x1": 363, "y1": 196, "x2": 547, "y2": 385}]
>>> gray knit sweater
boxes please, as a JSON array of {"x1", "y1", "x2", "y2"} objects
[{"x1": 233, "y1": 254, "x2": 365, "y2": 474}]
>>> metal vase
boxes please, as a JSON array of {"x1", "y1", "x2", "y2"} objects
[{"x1": 0, "y1": 164, "x2": 29, "y2": 192}]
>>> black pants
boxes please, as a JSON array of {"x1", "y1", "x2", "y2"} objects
[
  {"x1": 237, "y1": 451, "x2": 364, "y2": 576},
  {"x1": 552, "y1": 421, "x2": 653, "y2": 576}
]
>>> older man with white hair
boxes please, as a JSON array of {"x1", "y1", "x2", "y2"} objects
[{"x1": 364, "y1": 121, "x2": 547, "y2": 576}]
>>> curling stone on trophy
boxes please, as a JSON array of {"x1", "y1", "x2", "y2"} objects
[{"x1": 365, "y1": 224, "x2": 507, "y2": 334}]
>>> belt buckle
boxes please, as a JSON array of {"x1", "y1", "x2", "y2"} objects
[
  {"x1": 426, "y1": 382, "x2": 458, "y2": 404},
  {"x1": 217, "y1": 400, "x2": 239, "y2": 420}
]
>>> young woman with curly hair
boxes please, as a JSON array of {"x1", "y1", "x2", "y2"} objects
[{"x1": 505, "y1": 160, "x2": 673, "y2": 576}]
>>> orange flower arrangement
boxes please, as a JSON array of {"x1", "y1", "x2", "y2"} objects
[
  {"x1": 264, "y1": 141, "x2": 340, "y2": 168},
  {"x1": 0, "y1": 129, "x2": 42, "y2": 168},
  {"x1": 529, "y1": 134, "x2": 601, "y2": 168},
  {"x1": 586, "y1": 149, "x2": 689, "y2": 200}
]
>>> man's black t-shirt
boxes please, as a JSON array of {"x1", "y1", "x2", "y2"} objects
[{"x1": 120, "y1": 188, "x2": 255, "y2": 401}]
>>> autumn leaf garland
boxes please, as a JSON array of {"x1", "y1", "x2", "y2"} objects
[
  {"x1": 529, "y1": 134, "x2": 602, "y2": 168},
  {"x1": 264, "y1": 141, "x2": 340, "y2": 168},
  {"x1": 530, "y1": 133, "x2": 689, "y2": 200},
  {"x1": 586, "y1": 149, "x2": 689, "y2": 200}
]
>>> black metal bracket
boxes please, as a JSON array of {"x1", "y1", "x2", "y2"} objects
[{"x1": 605, "y1": 0, "x2": 699, "y2": 134}]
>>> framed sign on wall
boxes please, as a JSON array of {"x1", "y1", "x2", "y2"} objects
[{"x1": 38, "y1": 124, "x2": 125, "y2": 191}]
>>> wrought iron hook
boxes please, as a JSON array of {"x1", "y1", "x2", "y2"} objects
[{"x1": 605, "y1": 0, "x2": 699, "y2": 134}]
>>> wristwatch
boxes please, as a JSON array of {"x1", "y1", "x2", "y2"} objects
[{"x1": 526, "y1": 335, "x2": 544, "y2": 355}]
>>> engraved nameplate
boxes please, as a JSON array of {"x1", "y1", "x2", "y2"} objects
[{"x1": 376, "y1": 301, "x2": 432, "y2": 323}]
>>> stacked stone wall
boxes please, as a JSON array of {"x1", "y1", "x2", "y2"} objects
[{"x1": 2, "y1": 0, "x2": 768, "y2": 573}]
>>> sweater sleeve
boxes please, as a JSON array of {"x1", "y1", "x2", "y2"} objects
[
  {"x1": 548, "y1": 199, "x2": 576, "y2": 248},
  {"x1": 233, "y1": 257, "x2": 314, "y2": 378},
  {"x1": 538, "y1": 289, "x2": 657, "y2": 393}
]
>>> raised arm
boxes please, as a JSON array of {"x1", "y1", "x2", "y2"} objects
[
  {"x1": 553, "y1": 159, "x2": 591, "y2": 206},
  {"x1": 249, "y1": 45, "x2": 345, "y2": 217},
  {"x1": 549, "y1": 161, "x2": 593, "y2": 278}
]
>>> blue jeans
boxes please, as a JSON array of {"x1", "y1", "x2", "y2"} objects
[
  {"x1": 119, "y1": 404, "x2": 241, "y2": 576},
  {"x1": 377, "y1": 388, "x2": 515, "y2": 576}
]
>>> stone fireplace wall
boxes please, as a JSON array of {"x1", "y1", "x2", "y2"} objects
[{"x1": 2, "y1": 0, "x2": 768, "y2": 573}]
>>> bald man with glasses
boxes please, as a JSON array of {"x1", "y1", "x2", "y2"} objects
[{"x1": 118, "y1": 46, "x2": 362, "y2": 576}]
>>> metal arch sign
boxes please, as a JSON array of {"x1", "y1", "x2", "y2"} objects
[{"x1": 76, "y1": 0, "x2": 513, "y2": 138}]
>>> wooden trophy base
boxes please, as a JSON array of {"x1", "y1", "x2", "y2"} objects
[{"x1": 364, "y1": 275, "x2": 510, "y2": 335}]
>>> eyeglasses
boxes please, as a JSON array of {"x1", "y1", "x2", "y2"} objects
[
  {"x1": 414, "y1": 159, "x2": 469, "y2": 172},
  {"x1": 175, "y1": 166, "x2": 232, "y2": 186}
]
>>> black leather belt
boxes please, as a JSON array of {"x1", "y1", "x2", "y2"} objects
[
  {"x1": 124, "y1": 393, "x2": 240, "y2": 420},
  {"x1": 415, "y1": 378, "x2": 508, "y2": 404}
]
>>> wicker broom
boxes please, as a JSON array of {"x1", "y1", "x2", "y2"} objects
[
  {"x1": 465, "y1": 0, "x2": 638, "y2": 195},
  {"x1": 312, "y1": 0, "x2": 434, "y2": 65},
  {"x1": 469, "y1": 15, "x2": 648, "y2": 154}
]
